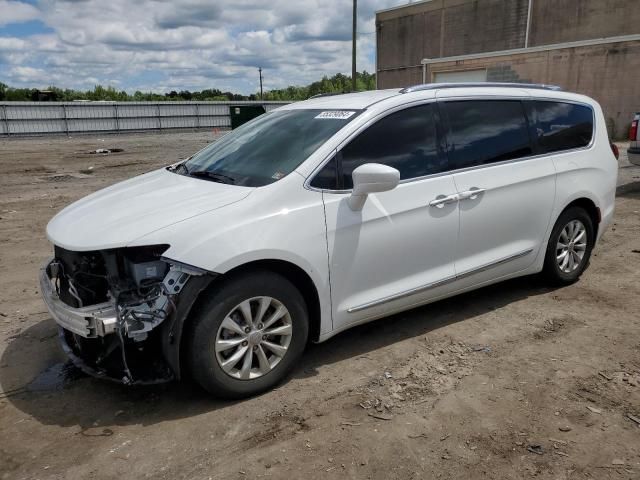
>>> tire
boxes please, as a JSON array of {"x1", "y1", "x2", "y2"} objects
[
  {"x1": 187, "y1": 270, "x2": 309, "y2": 398},
  {"x1": 542, "y1": 206, "x2": 595, "y2": 286}
]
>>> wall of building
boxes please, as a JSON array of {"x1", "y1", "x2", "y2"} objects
[
  {"x1": 529, "y1": 0, "x2": 639, "y2": 46},
  {"x1": 375, "y1": 0, "x2": 640, "y2": 139},
  {"x1": 411, "y1": 40, "x2": 640, "y2": 139},
  {"x1": 376, "y1": 0, "x2": 640, "y2": 64},
  {"x1": 441, "y1": 0, "x2": 528, "y2": 56},
  {"x1": 377, "y1": 0, "x2": 530, "y2": 70}
]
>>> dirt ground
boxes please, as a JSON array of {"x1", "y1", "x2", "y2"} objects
[{"x1": 0, "y1": 131, "x2": 639, "y2": 480}]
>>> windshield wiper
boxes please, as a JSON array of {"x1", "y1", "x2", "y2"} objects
[
  {"x1": 189, "y1": 170, "x2": 236, "y2": 184},
  {"x1": 170, "y1": 162, "x2": 190, "y2": 175}
]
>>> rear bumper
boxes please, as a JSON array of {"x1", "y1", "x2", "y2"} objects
[
  {"x1": 628, "y1": 148, "x2": 640, "y2": 166},
  {"x1": 39, "y1": 258, "x2": 117, "y2": 338}
]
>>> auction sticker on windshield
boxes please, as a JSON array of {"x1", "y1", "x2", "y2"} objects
[{"x1": 315, "y1": 111, "x2": 356, "y2": 120}]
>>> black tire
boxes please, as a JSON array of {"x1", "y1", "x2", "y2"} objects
[
  {"x1": 542, "y1": 206, "x2": 595, "y2": 286},
  {"x1": 187, "y1": 270, "x2": 308, "y2": 398}
]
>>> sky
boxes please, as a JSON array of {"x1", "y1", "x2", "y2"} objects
[{"x1": 0, "y1": 0, "x2": 407, "y2": 94}]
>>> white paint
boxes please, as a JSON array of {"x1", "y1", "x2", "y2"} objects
[
  {"x1": 46, "y1": 169, "x2": 253, "y2": 251},
  {"x1": 46, "y1": 86, "x2": 618, "y2": 342},
  {"x1": 348, "y1": 163, "x2": 400, "y2": 210}
]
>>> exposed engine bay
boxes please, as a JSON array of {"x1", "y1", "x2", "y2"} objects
[{"x1": 40, "y1": 245, "x2": 213, "y2": 384}]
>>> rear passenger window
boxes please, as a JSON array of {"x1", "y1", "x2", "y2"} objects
[
  {"x1": 529, "y1": 101, "x2": 593, "y2": 153},
  {"x1": 443, "y1": 100, "x2": 533, "y2": 170},
  {"x1": 339, "y1": 104, "x2": 445, "y2": 189}
]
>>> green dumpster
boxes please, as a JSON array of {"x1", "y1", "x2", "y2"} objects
[{"x1": 230, "y1": 105, "x2": 266, "y2": 129}]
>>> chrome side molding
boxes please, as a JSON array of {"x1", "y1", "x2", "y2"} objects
[
  {"x1": 347, "y1": 248, "x2": 534, "y2": 313},
  {"x1": 347, "y1": 275, "x2": 457, "y2": 313},
  {"x1": 456, "y1": 248, "x2": 534, "y2": 280}
]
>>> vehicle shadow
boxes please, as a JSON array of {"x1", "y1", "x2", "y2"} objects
[
  {"x1": 298, "y1": 275, "x2": 552, "y2": 379},
  {"x1": 0, "y1": 275, "x2": 553, "y2": 429},
  {"x1": 616, "y1": 180, "x2": 640, "y2": 197}
]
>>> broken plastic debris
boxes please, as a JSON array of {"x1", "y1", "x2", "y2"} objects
[
  {"x1": 89, "y1": 148, "x2": 124, "y2": 154},
  {"x1": 471, "y1": 345, "x2": 491, "y2": 353},
  {"x1": 527, "y1": 444, "x2": 544, "y2": 455}
]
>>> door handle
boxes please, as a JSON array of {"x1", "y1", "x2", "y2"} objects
[
  {"x1": 458, "y1": 187, "x2": 486, "y2": 201},
  {"x1": 429, "y1": 193, "x2": 459, "y2": 208}
]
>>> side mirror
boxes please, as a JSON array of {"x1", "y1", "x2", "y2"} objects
[{"x1": 348, "y1": 163, "x2": 400, "y2": 211}]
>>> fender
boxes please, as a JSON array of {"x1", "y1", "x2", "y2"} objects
[{"x1": 160, "y1": 273, "x2": 217, "y2": 379}]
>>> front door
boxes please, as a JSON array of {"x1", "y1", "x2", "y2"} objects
[
  {"x1": 316, "y1": 103, "x2": 460, "y2": 330},
  {"x1": 324, "y1": 176, "x2": 459, "y2": 329}
]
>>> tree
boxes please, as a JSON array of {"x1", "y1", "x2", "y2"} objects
[
  {"x1": 0, "y1": 71, "x2": 377, "y2": 103},
  {"x1": 262, "y1": 71, "x2": 376, "y2": 101}
]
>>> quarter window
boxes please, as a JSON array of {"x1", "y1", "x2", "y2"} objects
[
  {"x1": 443, "y1": 100, "x2": 533, "y2": 170},
  {"x1": 338, "y1": 104, "x2": 445, "y2": 189},
  {"x1": 529, "y1": 101, "x2": 593, "y2": 153},
  {"x1": 309, "y1": 155, "x2": 338, "y2": 190}
]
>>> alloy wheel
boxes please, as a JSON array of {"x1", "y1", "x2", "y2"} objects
[
  {"x1": 214, "y1": 296, "x2": 293, "y2": 380},
  {"x1": 556, "y1": 219, "x2": 587, "y2": 273}
]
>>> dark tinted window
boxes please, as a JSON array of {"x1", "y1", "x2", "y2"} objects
[
  {"x1": 310, "y1": 155, "x2": 338, "y2": 189},
  {"x1": 443, "y1": 100, "x2": 533, "y2": 169},
  {"x1": 529, "y1": 101, "x2": 593, "y2": 153},
  {"x1": 339, "y1": 104, "x2": 445, "y2": 189}
]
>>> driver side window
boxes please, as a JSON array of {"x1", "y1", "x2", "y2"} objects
[{"x1": 310, "y1": 103, "x2": 445, "y2": 190}]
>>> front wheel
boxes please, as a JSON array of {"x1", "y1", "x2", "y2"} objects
[
  {"x1": 187, "y1": 271, "x2": 309, "y2": 398},
  {"x1": 542, "y1": 206, "x2": 595, "y2": 286}
]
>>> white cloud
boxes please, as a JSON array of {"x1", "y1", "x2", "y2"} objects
[
  {"x1": 0, "y1": 0, "x2": 40, "y2": 26},
  {"x1": 0, "y1": 37, "x2": 26, "y2": 50},
  {"x1": 0, "y1": 0, "x2": 404, "y2": 93},
  {"x1": 7, "y1": 65, "x2": 49, "y2": 83}
]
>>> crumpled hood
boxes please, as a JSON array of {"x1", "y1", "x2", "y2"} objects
[{"x1": 47, "y1": 168, "x2": 252, "y2": 251}]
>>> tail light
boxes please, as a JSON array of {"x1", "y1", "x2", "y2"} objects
[
  {"x1": 610, "y1": 142, "x2": 619, "y2": 160},
  {"x1": 631, "y1": 119, "x2": 639, "y2": 141}
]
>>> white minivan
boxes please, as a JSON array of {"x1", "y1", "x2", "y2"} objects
[{"x1": 40, "y1": 84, "x2": 618, "y2": 397}]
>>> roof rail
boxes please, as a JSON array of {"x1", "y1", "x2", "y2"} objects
[
  {"x1": 399, "y1": 82, "x2": 563, "y2": 94},
  {"x1": 308, "y1": 91, "x2": 349, "y2": 99}
]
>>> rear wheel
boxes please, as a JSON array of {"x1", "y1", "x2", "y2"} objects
[
  {"x1": 187, "y1": 270, "x2": 308, "y2": 398},
  {"x1": 542, "y1": 207, "x2": 595, "y2": 285}
]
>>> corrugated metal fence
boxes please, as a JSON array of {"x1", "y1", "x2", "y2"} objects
[{"x1": 0, "y1": 101, "x2": 290, "y2": 136}]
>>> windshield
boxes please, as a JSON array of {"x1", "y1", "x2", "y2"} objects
[{"x1": 182, "y1": 109, "x2": 362, "y2": 187}]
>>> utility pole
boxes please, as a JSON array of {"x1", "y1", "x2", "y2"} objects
[
  {"x1": 258, "y1": 67, "x2": 263, "y2": 100},
  {"x1": 352, "y1": 0, "x2": 357, "y2": 92}
]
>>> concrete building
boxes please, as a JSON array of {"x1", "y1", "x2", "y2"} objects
[{"x1": 375, "y1": 0, "x2": 640, "y2": 138}]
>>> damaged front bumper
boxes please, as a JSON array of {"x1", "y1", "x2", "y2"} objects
[
  {"x1": 40, "y1": 260, "x2": 118, "y2": 338},
  {"x1": 39, "y1": 255, "x2": 213, "y2": 385},
  {"x1": 57, "y1": 327, "x2": 172, "y2": 385}
]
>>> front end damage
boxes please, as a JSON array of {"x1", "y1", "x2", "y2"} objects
[{"x1": 39, "y1": 245, "x2": 214, "y2": 384}]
